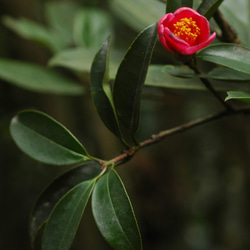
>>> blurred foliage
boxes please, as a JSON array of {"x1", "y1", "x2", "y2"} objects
[{"x1": 0, "y1": 0, "x2": 250, "y2": 250}]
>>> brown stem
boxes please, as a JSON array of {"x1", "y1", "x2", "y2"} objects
[
  {"x1": 187, "y1": 60, "x2": 234, "y2": 112},
  {"x1": 213, "y1": 10, "x2": 240, "y2": 44},
  {"x1": 109, "y1": 106, "x2": 250, "y2": 166}
]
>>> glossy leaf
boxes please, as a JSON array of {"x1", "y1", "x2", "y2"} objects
[
  {"x1": 196, "y1": 44, "x2": 250, "y2": 74},
  {"x1": 204, "y1": 67, "x2": 250, "y2": 81},
  {"x1": 10, "y1": 110, "x2": 89, "y2": 165},
  {"x1": 197, "y1": 0, "x2": 224, "y2": 19},
  {"x1": 2, "y1": 16, "x2": 64, "y2": 52},
  {"x1": 164, "y1": 65, "x2": 250, "y2": 81},
  {"x1": 166, "y1": 0, "x2": 193, "y2": 13},
  {"x1": 30, "y1": 161, "x2": 102, "y2": 247},
  {"x1": 90, "y1": 37, "x2": 121, "y2": 138},
  {"x1": 0, "y1": 59, "x2": 83, "y2": 94},
  {"x1": 92, "y1": 170, "x2": 142, "y2": 250},
  {"x1": 109, "y1": 0, "x2": 164, "y2": 31},
  {"x1": 113, "y1": 23, "x2": 157, "y2": 136},
  {"x1": 42, "y1": 179, "x2": 95, "y2": 250},
  {"x1": 225, "y1": 91, "x2": 250, "y2": 103},
  {"x1": 73, "y1": 9, "x2": 113, "y2": 48},
  {"x1": 145, "y1": 65, "x2": 250, "y2": 92}
]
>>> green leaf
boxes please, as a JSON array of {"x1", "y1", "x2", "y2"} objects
[
  {"x1": 109, "y1": 0, "x2": 164, "y2": 31},
  {"x1": 163, "y1": 65, "x2": 196, "y2": 78},
  {"x1": 73, "y1": 8, "x2": 113, "y2": 48},
  {"x1": 42, "y1": 179, "x2": 95, "y2": 250},
  {"x1": 49, "y1": 48, "x2": 98, "y2": 72},
  {"x1": 49, "y1": 48, "x2": 123, "y2": 77},
  {"x1": 145, "y1": 65, "x2": 205, "y2": 90},
  {"x1": 92, "y1": 170, "x2": 142, "y2": 250},
  {"x1": 225, "y1": 91, "x2": 250, "y2": 103},
  {"x1": 0, "y1": 59, "x2": 84, "y2": 95},
  {"x1": 145, "y1": 65, "x2": 250, "y2": 92},
  {"x1": 2, "y1": 16, "x2": 64, "y2": 52},
  {"x1": 166, "y1": 0, "x2": 193, "y2": 13},
  {"x1": 196, "y1": 44, "x2": 250, "y2": 74},
  {"x1": 30, "y1": 161, "x2": 102, "y2": 247},
  {"x1": 10, "y1": 110, "x2": 89, "y2": 165},
  {"x1": 90, "y1": 37, "x2": 121, "y2": 138},
  {"x1": 163, "y1": 65, "x2": 250, "y2": 81},
  {"x1": 113, "y1": 23, "x2": 157, "y2": 136},
  {"x1": 204, "y1": 67, "x2": 250, "y2": 81},
  {"x1": 45, "y1": 1, "x2": 78, "y2": 46},
  {"x1": 197, "y1": 0, "x2": 224, "y2": 19}
]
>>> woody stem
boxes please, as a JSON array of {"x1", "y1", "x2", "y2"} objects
[
  {"x1": 108, "y1": 106, "x2": 250, "y2": 167},
  {"x1": 187, "y1": 60, "x2": 234, "y2": 112}
]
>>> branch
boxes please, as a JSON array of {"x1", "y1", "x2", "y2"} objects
[
  {"x1": 213, "y1": 10, "x2": 240, "y2": 44},
  {"x1": 108, "y1": 106, "x2": 250, "y2": 167},
  {"x1": 187, "y1": 60, "x2": 234, "y2": 112}
]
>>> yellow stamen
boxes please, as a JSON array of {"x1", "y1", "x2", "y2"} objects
[{"x1": 173, "y1": 17, "x2": 200, "y2": 43}]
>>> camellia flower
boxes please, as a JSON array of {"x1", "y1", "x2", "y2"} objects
[{"x1": 158, "y1": 7, "x2": 216, "y2": 55}]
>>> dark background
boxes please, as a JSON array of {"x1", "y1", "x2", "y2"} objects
[{"x1": 0, "y1": 0, "x2": 249, "y2": 249}]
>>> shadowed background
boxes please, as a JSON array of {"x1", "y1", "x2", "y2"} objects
[{"x1": 0, "y1": 0, "x2": 249, "y2": 249}]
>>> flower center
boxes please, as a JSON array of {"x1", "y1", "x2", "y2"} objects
[{"x1": 173, "y1": 17, "x2": 200, "y2": 44}]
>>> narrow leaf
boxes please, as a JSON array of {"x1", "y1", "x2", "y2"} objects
[
  {"x1": 45, "y1": 1, "x2": 78, "y2": 45},
  {"x1": 29, "y1": 161, "x2": 102, "y2": 247},
  {"x1": 42, "y1": 180, "x2": 95, "y2": 250},
  {"x1": 145, "y1": 65, "x2": 250, "y2": 92},
  {"x1": 2, "y1": 16, "x2": 63, "y2": 52},
  {"x1": 113, "y1": 23, "x2": 157, "y2": 135},
  {"x1": 197, "y1": 0, "x2": 224, "y2": 19},
  {"x1": 10, "y1": 110, "x2": 89, "y2": 165},
  {"x1": 166, "y1": 0, "x2": 193, "y2": 13},
  {"x1": 205, "y1": 67, "x2": 250, "y2": 81},
  {"x1": 163, "y1": 65, "x2": 196, "y2": 78},
  {"x1": 163, "y1": 65, "x2": 250, "y2": 81},
  {"x1": 225, "y1": 91, "x2": 250, "y2": 103},
  {"x1": 90, "y1": 36, "x2": 121, "y2": 138},
  {"x1": 0, "y1": 59, "x2": 84, "y2": 95},
  {"x1": 196, "y1": 44, "x2": 250, "y2": 74},
  {"x1": 49, "y1": 48, "x2": 97, "y2": 72},
  {"x1": 73, "y1": 9, "x2": 113, "y2": 48},
  {"x1": 145, "y1": 65, "x2": 203, "y2": 90},
  {"x1": 49, "y1": 48, "x2": 123, "y2": 77},
  {"x1": 92, "y1": 170, "x2": 142, "y2": 250}
]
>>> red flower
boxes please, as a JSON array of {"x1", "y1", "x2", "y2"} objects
[{"x1": 158, "y1": 7, "x2": 216, "y2": 55}]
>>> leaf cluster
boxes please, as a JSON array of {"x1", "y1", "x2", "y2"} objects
[{"x1": 7, "y1": 0, "x2": 250, "y2": 249}]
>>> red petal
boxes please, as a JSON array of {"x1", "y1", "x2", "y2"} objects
[
  {"x1": 157, "y1": 7, "x2": 216, "y2": 55},
  {"x1": 183, "y1": 32, "x2": 216, "y2": 55},
  {"x1": 163, "y1": 28, "x2": 190, "y2": 53}
]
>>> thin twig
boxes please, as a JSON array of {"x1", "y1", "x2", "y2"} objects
[
  {"x1": 187, "y1": 60, "x2": 234, "y2": 112},
  {"x1": 109, "y1": 106, "x2": 250, "y2": 166}
]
